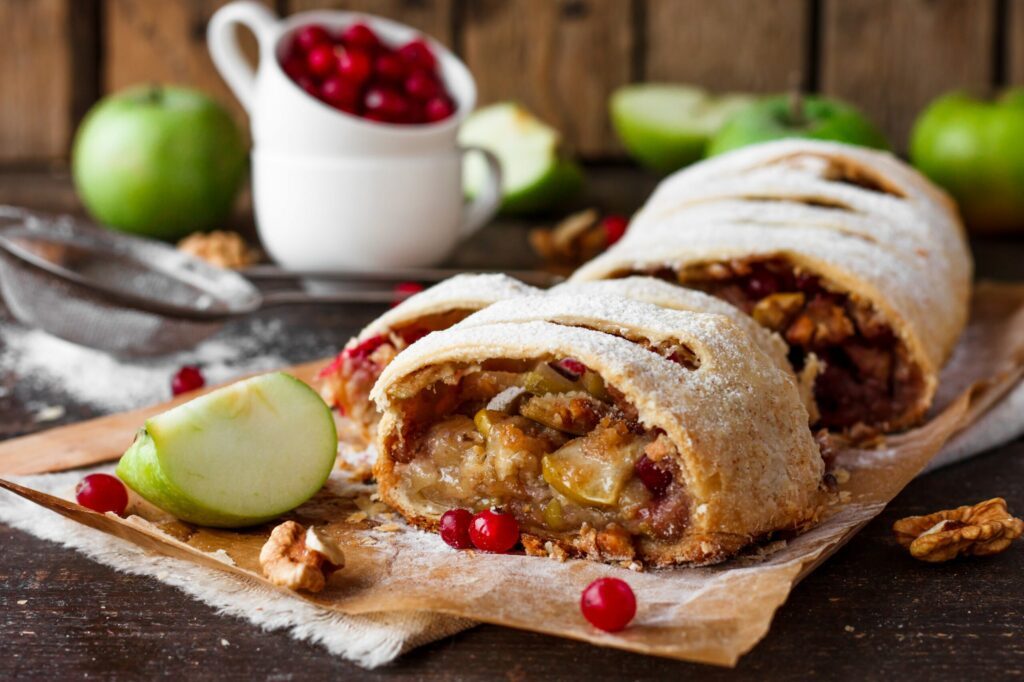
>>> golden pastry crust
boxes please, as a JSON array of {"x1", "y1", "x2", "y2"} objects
[
  {"x1": 371, "y1": 298, "x2": 825, "y2": 566},
  {"x1": 551, "y1": 276, "x2": 819, "y2": 421},
  {"x1": 571, "y1": 140, "x2": 971, "y2": 434}
]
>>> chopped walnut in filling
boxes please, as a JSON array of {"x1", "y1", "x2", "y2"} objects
[
  {"x1": 644, "y1": 257, "x2": 925, "y2": 434},
  {"x1": 386, "y1": 358, "x2": 690, "y2": 558},
  {"x1": 316, "y1": 309, "x2": 472, "y2": 439}
]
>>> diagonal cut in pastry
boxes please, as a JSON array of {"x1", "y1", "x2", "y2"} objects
[
  {"x1": 371, "y1": 295, "x2": 825, "y2": 566},
  {"x1": 572, "y1": 140, "x2": 972, "y2": 437},
  {"x1": 316, "y1": 274, "x2": 539, "y2": 448}
]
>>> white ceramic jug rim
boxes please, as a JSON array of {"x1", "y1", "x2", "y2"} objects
[{"x1": 264, "y1": 7, "x2": 477, "y2": 136}]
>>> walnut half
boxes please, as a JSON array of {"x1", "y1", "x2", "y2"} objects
[
  {"x1": 893, "y1": 498, "x2": 1024, "y2": 563},
  {"x1": 259, "y1": 521, "x2": 345, "y2": 592}
]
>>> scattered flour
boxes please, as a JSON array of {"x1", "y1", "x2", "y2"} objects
[{"x1": 0, "y1": 318, "x2": 291, "y2": 413}]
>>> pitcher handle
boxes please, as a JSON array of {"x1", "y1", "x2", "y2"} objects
[
  {"x1": 459, "y1": 146, "x2": 503, "y2": 238},
  {"x1": 207, "y1": 1, "x2": 278, "y2": 114}
]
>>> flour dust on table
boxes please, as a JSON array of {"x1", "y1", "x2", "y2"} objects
[{"x1": 0, "y1": 317, "x2": 291, "y2": 413}]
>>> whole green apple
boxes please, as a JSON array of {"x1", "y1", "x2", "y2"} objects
[
  {"x1": 72, "y1": 86, "x2": 247, "y2": 241},
  {"x1": 910, "y1": 90, "x2": 1024, "y2": 234},
  {"x1": 706, "y1": 94, "x2": 889, "y2": 157}
]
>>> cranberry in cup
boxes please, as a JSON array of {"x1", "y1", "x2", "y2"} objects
[{"x1": 280, "y1": 21, "x2": 455, "y2": 125}]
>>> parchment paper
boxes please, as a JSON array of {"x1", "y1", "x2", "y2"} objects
[{"x1": 2, "y1": 282, "x2": 1022, "y2": 667}]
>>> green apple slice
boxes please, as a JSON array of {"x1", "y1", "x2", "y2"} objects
[
  {"x1": 460, "y1": 102, "x2": 583, "y2": 215},
  {"x1": 610, "y1": 84, "x2": 755, "y2": 173},
  {"x1": 116, "y1": 372, "x2": 337, "y2": 528}
]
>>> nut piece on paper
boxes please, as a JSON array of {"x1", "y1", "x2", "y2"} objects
[
  {"x1": 259, "y1": 521, "x2": 345, "y2": 592},
  {"x1": 893, "y1": 498, "x2": 1024, "y2": 563},
  {"x1": 178, "y1": 230, "x2": 259, "y2": 269}
]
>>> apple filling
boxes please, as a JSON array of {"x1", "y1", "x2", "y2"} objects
[
  {"x1": 385, "y1": 359, "x2": 690, "y2": 561},
  {"x1": 317, "y1": 310, "x2": 472, "y2": 438},
  {"x1": 649, "y1": 257, "x2": 925, "y2": 434}
]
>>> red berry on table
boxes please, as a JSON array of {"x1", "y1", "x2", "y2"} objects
[
  {"x1": 171, "y1": 365, "x2": 205, "y2": 396},
  {"x1": 424, "y1": 96, "x2": 455, "y2": 122},
  {"x1": 404, "y1": 70, "x2": 441, "y2": 100},
  {"x1": 601, "y1": 214, "x2": 629, "y2": 246},
  {"x1": 295, "y1": 24, "x2": 330, "y2": 52},
  {"x1": 439, "y1": 508, "x2": 474, "y2": 549},
  {"x1": 391, "y1": 281, "x2": 425, "y2": 307},
  {"x1": 337, "y1": 48, "x2": 372, "y2": 84},
  {"x1": 364, "y1": 86, "x2": 410, "y2": 122},
  {"x1": 580, "y1": 577, "x2": 637, "y2": 632},
  {"x1": 306, "y1": 43, "x2": 337, "y2": 77},
  {"x1": 75, "y1": 473, "x2": 129, "y2": 516},
  {"x1": 398, "y1": 38, "x2": 437, "y2": 71},
  {"x1": 320, "y1": 76, "x2": 360, "y2": 111},
  {"x1": 469, "y1": 509, "x2": 520, "y2": 553},
  {"x1": 341, "y1": 22, "x2": 380, "y2": 51},
  {"x1": 374, "y1": 51, "x2": 407, "y2": 82}
]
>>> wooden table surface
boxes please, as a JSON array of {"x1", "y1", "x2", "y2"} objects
[{"x1": 1, "y1": 168, "x2": 1023, "y2": 680}]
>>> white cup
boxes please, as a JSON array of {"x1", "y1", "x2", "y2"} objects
[
  {"x1": 209, "y1": 2, "x2": 503, "y2": 270},
  {"x1": 252, "y1": 149, "x2": 501, "y2": 270},
  {"x1": 208, "y1": 1, "x2": 476, "y2": 157}
]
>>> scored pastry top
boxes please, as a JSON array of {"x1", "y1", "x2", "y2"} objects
[{"x1": 353, "y1": 273, "x2": 540, "y2": 342}]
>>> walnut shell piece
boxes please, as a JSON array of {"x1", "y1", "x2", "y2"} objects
[
  {"x1": 178, "y1": 230, "x2": 259, "y2": 269},
  {"x1": 259, "y1": 521, "x2": 345, "y2": 592},
  {"x1": 893, "y1": 498, "x2": 1024, "y2": 563}
]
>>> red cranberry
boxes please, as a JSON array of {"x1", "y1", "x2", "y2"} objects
[
  {"x1": 343, "y1": 334, "x2": 389, "y2": 363},
  {"x1": 469, "y1": 509, "x2": 520, "y2": 553},
  {"x1": 634, "y1": 455, "x2": 672, "y2": 497},
  {"x1": 601, "y1": 215, "x2": 629, "y2": 245},
  {"x1": 341, "y1": 22, "x2": 380, "y2": 51},
  {"x1": 404, "y1": 70, "x2": 441, "y2": 100},
  {"x1": 556, "y1": 358, "x2": 587, "y2": 378},
  {"x1": 424, "y1": 96, "x2": 454, "y2": 122},
  {"x1": 391, "y1": 281, "x2": 425, "y2": 307},
  {"x1": 337, "y1": 48, "x2": 372, "y2": 84},
  {"x1": 295, "y1": 24, "x2": 330, "y2": 52},
  {"x1": 744, "y1": 265, "x2": 781, "y2": 299},
  {"x1": 580, "y1": 577, "x2": 636, "y2": 632},
  {"x1": 282, "y1": 55, "x2": 308, "y2": 81},
  {"x1": 398, "y1": 38, "x2": 437, "y2": 71},
  {"x1": 297, "y1": 76, "x2": 319, "y2": 97},
  {"x1": 364, "y1": 86, "x2": 410, "y2": 122},
  {"x1": 374, "y1": 51, "x2": 407, "y2": 82},
  {"x1": 171, "y1": 365, "x2": 205, "y2": 396},
  {"x1": 306, "y1": 43, "x2": 337, "y2": 77},
  {"x1": 75, "y1": 473, "x2": 129, "y2": 516},
  {"x1": 320, "y1": 76, "x2": 360, "y2": 110},
  {"x1": 439, "y1": 508, "x2": 473, "y2": 549}
]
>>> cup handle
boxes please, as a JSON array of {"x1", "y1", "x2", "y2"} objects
[
  {"x1": 207, "y1": 1, "x2": 278, "y2": 115},
  {"x1": 459, "y1": 146, "x2": 503, "y2": 238}
]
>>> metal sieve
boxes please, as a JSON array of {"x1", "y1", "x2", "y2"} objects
[{"x1": 0, "y1": 207, "x2": 557, "y2": 356}]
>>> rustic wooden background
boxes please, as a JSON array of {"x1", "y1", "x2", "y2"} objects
[{"x1": 1, "y1": 0, "x2": 1019, "y2": 166}]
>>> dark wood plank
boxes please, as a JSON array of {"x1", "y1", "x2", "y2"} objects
[
  {"x1": 462, "y1": 0, "x2": 634, "y2": 158},
  {"x1": 286, "y1": 0, "x2": 456, "y2": 47},
  {"x1": 643, "y1": 0, "x2": 812, "y2": 91},
  {"x1": 1007, "y1": 0, "x2": 1024, "y2": 85},
  {"x1": 0, "y1": 0, "x2": 78, "y2": 163},
  {"x1": 103, "y1": 0, "x2": 268, "y2": 132},
  {"x1": 820, "y1": 0, "x2": 997, "y2": 151}
]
